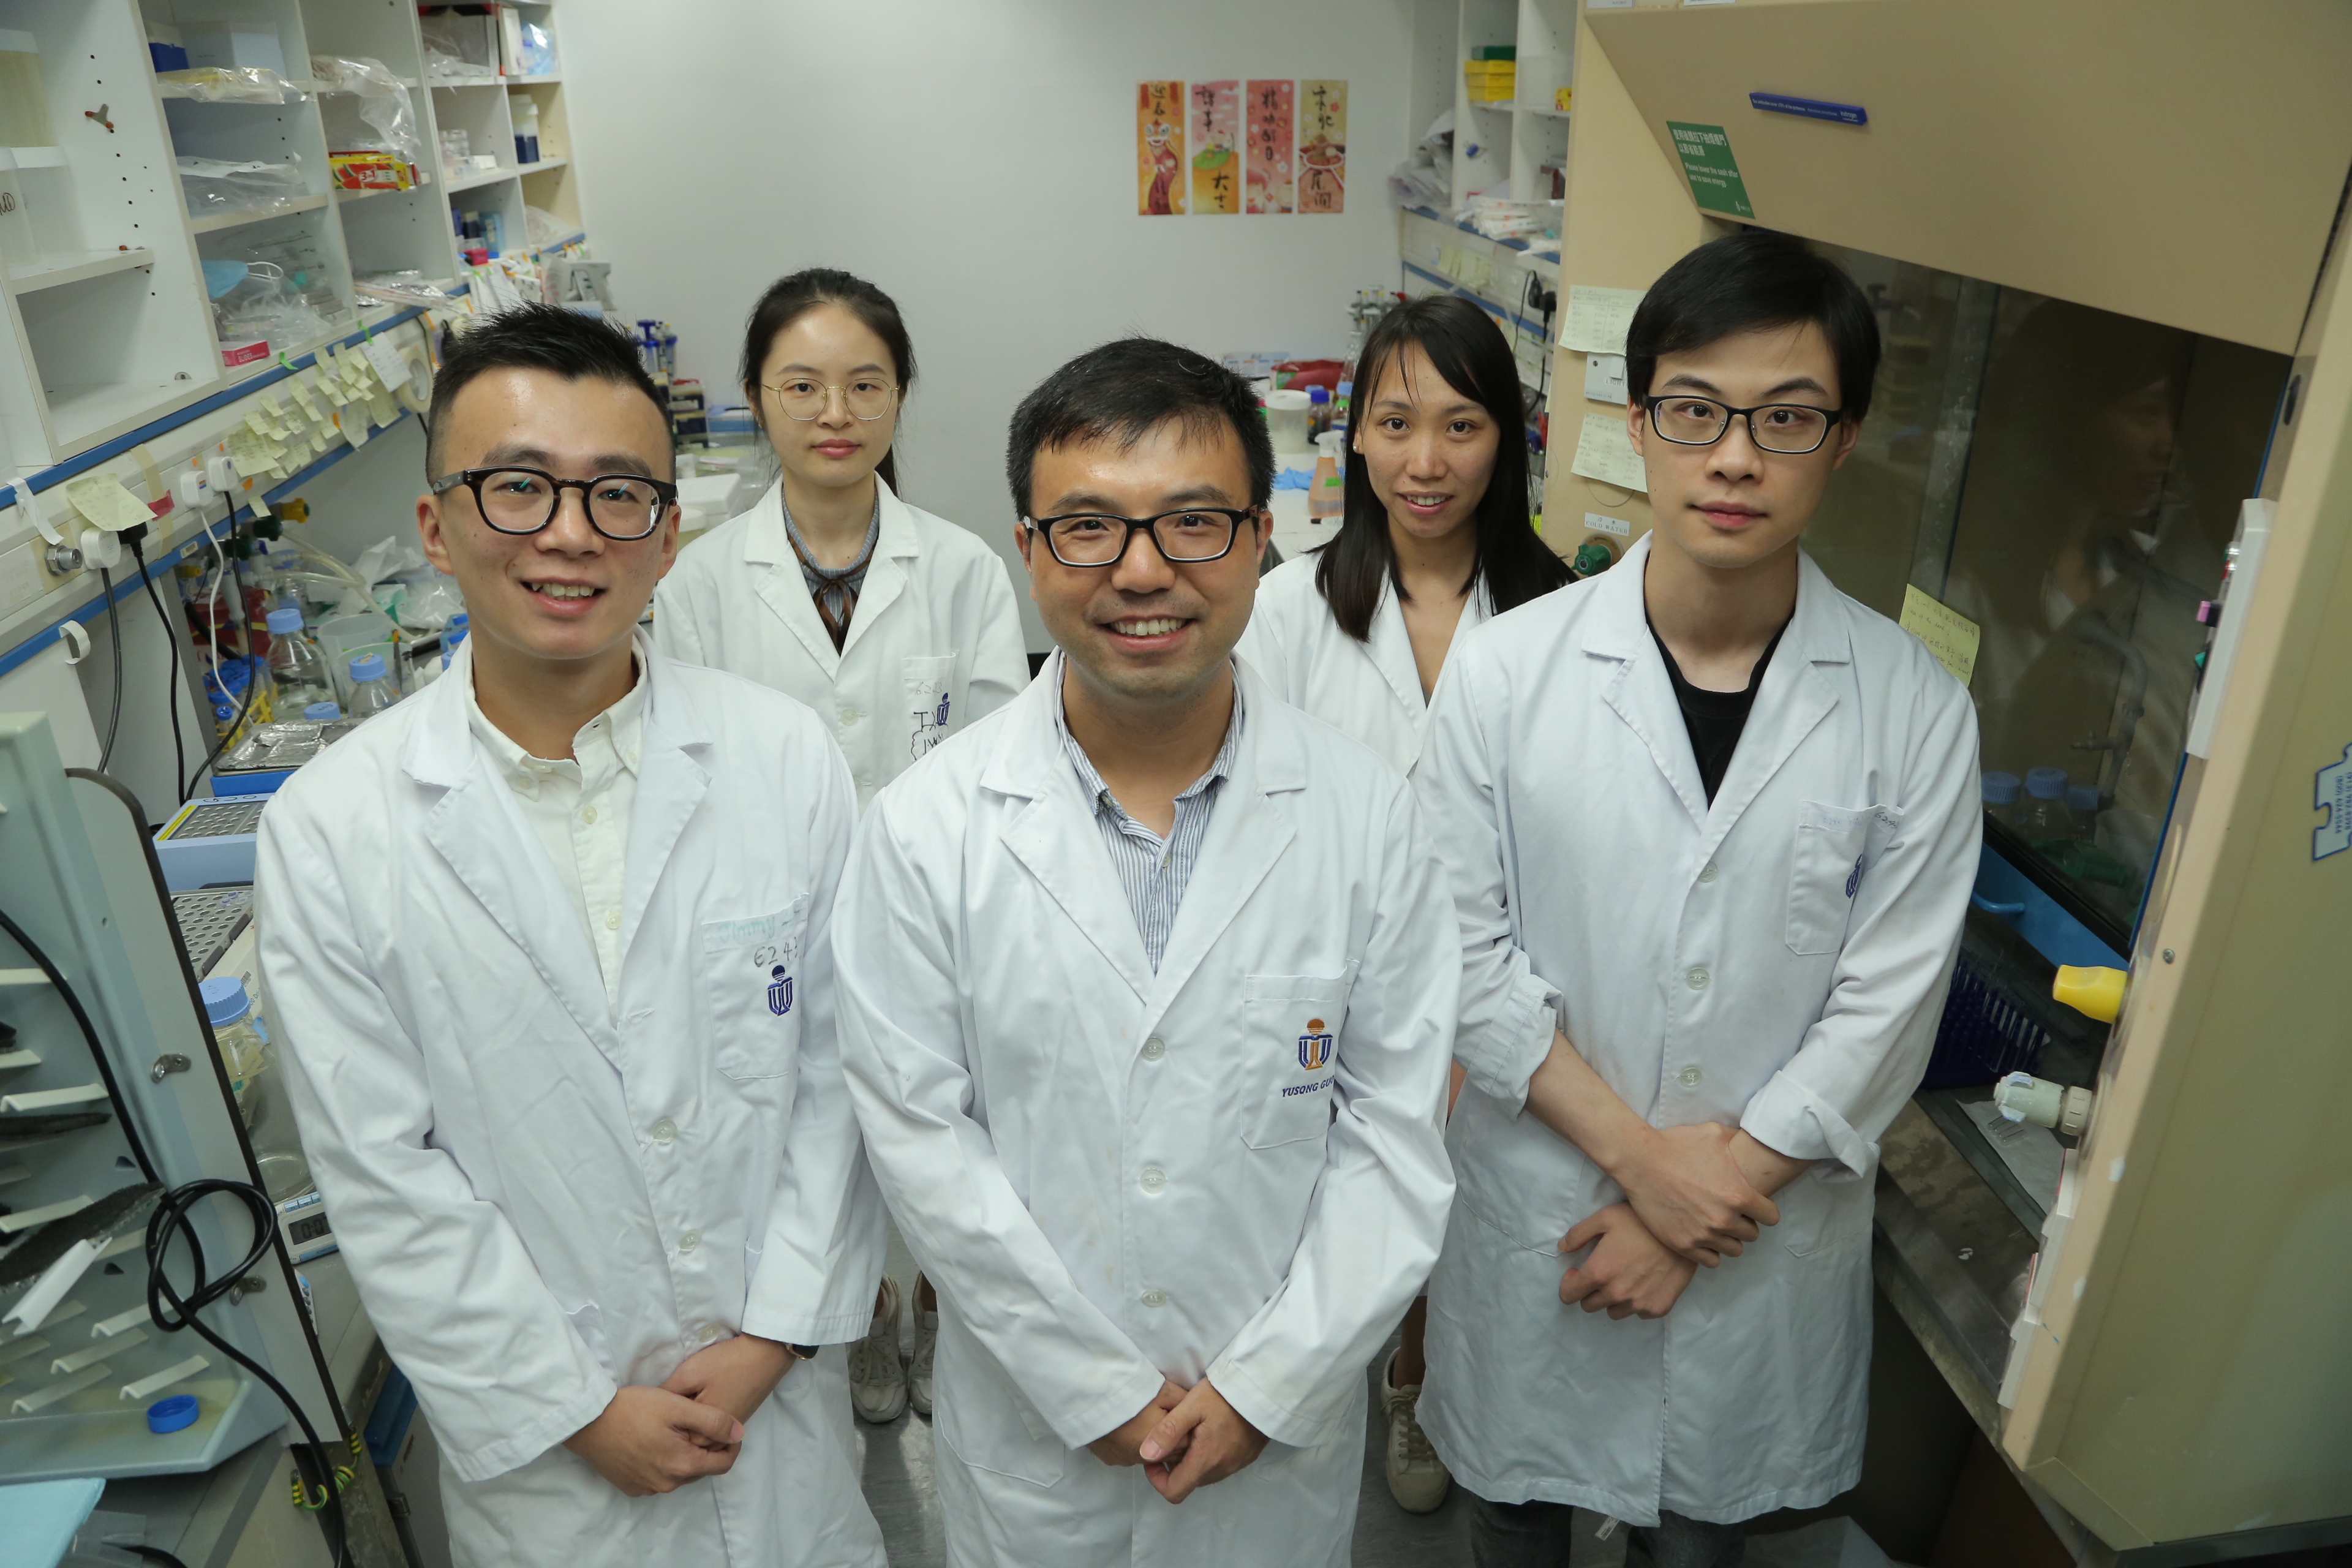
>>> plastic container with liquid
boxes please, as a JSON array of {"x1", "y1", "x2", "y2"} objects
[
  {"x1": 346, "y1": 652, "x2": 400, "y2": 718},
  {"x1": 265, "y1": 606, "x2": 335, "y2": 714},
  {"x1": 1264, "y1": 389, "x2": 1313, "y2": 455},
  {"x1": 2021, "y1": 767, "x2": 2071, "y2": 839},
  {"x1": 1308, "y1": 430, "x2": 1346, "y2": 521},
  {"x1": 199, "y1": 976, "x2": 270, "y2": 1116}
]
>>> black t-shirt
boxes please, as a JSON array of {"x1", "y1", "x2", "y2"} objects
[{"x1": 1650, "y1": 618, "x2": 1790, "y2": 804}]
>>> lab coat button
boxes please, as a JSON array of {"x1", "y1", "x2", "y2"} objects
[
  {"x1": 1141, "y1": 1288, "x2": 1168, "y2": 1308},
  {"x1": 581, "y1": 805, "x2": 597, "y2": 825},
  {"x1": 1698, "y1": 861, "x2": 1719, "y2": 883},
  {"x1": 605, "y1": 908, "x2": 622, "y2": 931},
  {"x1": 1140, "y1": 1036, "x2": 1166, "y2": 1062},
  {"x1": 1686, "y1": 965, "x2": 1711, "y2": 990},
  {"x1": 1679, "y1": 1067, "x2": 1703, "y2": 1088},
  {"x1": 650, "y1": 1118, "x2": 676, "y2": 1144},
  {"x1": 678, "y1": 1229, "x2": 701, "y2": 1253},
  {"x1": 839, "y1": 707, "x2": 862, "y2": 725},
  {"x1": 1139, "y1": 1166, "x2": 1167, "y2": 1194},
  {"x1": 701, "y1": 1321, "x2": 726, "y2": 1344}
]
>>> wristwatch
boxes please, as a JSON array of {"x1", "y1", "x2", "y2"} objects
[{"x1": 788, "y1": 1344, "x2": 820, "y2": 1360}]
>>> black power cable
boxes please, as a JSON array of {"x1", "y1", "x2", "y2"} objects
[
  {"x1": 0, "y1": 903, "x2": 349, "y2": 1567},
  {"x1": 126, "y1": 533, "x2": 190, "y2": 808},
  {"x1": 96, "y1": 568, "x2": 125, "y2": 772}
]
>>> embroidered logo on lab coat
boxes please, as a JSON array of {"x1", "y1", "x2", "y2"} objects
[
  {"x1": 910, "y1": 692, "x2": 952, "y2": 760},
  {"x1": 767, "y1": 965, "x2": 795, "y2": 1017},
  {"x1": 1297, "y1": 1017, "x2": 1333, "y2": 1071},
  {"x1": 1845, "y1": 854, "x2": 1864, "y2": 899}
]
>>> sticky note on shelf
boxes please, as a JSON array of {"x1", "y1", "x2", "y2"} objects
[
  {"x1": 362, "y1": 334, "x2": 412, "y2": 393},
  {"x1": 1900, "y1": 585, "x2": 1981, "y2": 686},
  {"x1": 1559, "y1": 284, "x2": 1645, "y2": 355},
  {"x1": 64, "y1": 474, "x2": 155, "y2": 533},
  {"x1": 1570, "y1": 412, "x2": 1647, "y2": 493}
]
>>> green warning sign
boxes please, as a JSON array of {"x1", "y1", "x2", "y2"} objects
[{"x1": 1667, "y1": 121, "x2": 1754, "y2": 219}]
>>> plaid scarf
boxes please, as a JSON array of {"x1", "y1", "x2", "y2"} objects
[{"x1": 781, "y1": 492, "x2": 881, "y2": 652}]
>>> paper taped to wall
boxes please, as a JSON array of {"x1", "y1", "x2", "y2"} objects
[
  {"x1": 1560, "y1": 285, "x2": 1644, "y2": 355},
  {"x1": 1899, "y1": 585, "x2": 1981, "y2": 687},
  {"x1": 1570, "y1": 412, "x2": 1646, "y2": 492}
]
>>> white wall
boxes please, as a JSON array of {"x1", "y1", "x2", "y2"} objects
[{"x1": 557, "y1": 0, "x2": 1422, "y2": 649}]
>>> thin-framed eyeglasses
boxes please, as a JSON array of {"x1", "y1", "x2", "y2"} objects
[
  {"x1": 1640, "y1": 395, "x2": 1846, "y2": 456},
  {"x1": 1024, "y1": 507, "x2": 1257, "y2": 568},
  {"x1": 760, "y1": 375, "x2": 900, "y2": 422},
  {"x1": 429, "y1": 467, "x2": 679, "y2": 541}
]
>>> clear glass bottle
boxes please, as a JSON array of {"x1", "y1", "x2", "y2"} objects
[
  {"x1": 2065, "y1": 783, "x2": 2103, "y2": 842},
  {"x1": 1980, "y1": 771, "x2": 2022, "y2": 828},
  {"x1": 346, "y1": 652, "x2": 400, "y2": 718},
  {"x1": 2021, "y1": 767, "x2": 2071, "y2": 839},
  {"x1": 199, "y1": 977, "x2": 270, "y2": 1123},
  {"x1": 264, "y1": 606, "x2": 334, "y2": 716}
]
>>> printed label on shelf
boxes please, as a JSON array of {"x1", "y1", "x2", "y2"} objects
[{"x1": 1583, "y1": 511, "x2": 1632, "y2": 538}]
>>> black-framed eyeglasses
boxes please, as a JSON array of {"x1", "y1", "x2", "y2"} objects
[
  {"x1": 429, "y1": 467, "x2": 679, "y2": 541},
  {"x1": 1641, "y1": 396, "x2": 1846, "y2": 456},
  {"x1": 1024, "y1": 507, "x2": 1257, "y2": 568}
]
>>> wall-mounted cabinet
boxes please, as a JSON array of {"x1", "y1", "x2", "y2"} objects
[{"x1": 0, "y1": 0, "x2": 596, "y2": 472}]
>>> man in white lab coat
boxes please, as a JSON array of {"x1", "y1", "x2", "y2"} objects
[
  {"x1": 833, "y1": 337, "x2": 1458, "y2": 1567},
  {"x1": 257, "y1": 305, "x2": 886, "y2": 1568},
  {"x1": 1414, "y1": 231, "x2": 1981, "y2": 1566}
]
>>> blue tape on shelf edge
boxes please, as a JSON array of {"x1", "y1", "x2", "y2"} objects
[
  {"x1": 363, "y1": 1365, "x2": 420, "y2": 1469},
  {"x1": 1749, "y1": 92, "x2": 1869, "y2": 127}
]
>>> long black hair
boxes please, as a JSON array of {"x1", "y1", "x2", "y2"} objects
[
  {"x1": 1315, "y1": 294, "x2": 1570, "y2": 641},
  {"x1": 739, "y1": 268, "x2": 918, "y2": 494}
]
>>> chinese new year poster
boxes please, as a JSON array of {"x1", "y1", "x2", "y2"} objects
[
  {"x1": 1189, "y1": 80, "x2": 1241, "y2": 214},
  {"x1": 1137, "y1": 80, "x2": 1185, "y2": 215},
  {"x1": 1246, "y1": 79, "x2": 1294, "y2": 213},
  {"x1": 1298, "y1": 78, "x2": 1348, "y2": 213}
]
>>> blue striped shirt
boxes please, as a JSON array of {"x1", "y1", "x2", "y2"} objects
[{"x1": 1050, "y1": 652, "x2": 1245, "y2": 971}]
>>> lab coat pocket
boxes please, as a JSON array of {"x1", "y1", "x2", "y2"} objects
[
  {"x1": 1777, "y1": 1165, "x2": 1870, "y2": 1259},
  {"x1": 932, "y1": 1311, "x2": 1066, "y2": 1487},
  {"x1": 701, "y1": 897, "x2": 810, "y2": 1082},
  {"x1": 902, "y1": 653, "x2": 957, "y2": 761},
  {"x1": 1785, "y1": 801, "x2": 1902, "y2": 956},
  {"x1": 1240, "y1": 970, "x2": 1356, "y2": 1150}
]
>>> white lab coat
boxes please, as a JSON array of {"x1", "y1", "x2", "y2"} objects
[
  {"x1": 654, "y1": 475, "x2": 1030, "y2": 808},
  {"x1": 255, "y1": 638, "x2": 888, "y2": 1568},
  {"x1": 833, "y1": 658, "x2": 1458, "y2": 1567},
  {"x1": 1235, "y1": 553, "x2": 1491, "y2": 774},
  {"x1": 1412, "y1": 537, "x2": 1980, "y2": 1526}
]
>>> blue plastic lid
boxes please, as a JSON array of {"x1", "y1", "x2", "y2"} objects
[
  {"x1": 265, "y1": 606, "x2": 303, "y2": 635},
  {"x1": 1980, "y1": 771, "x2": 2021, "y2": 805},
  {"x1": 198, "y1": 976, "x2": 251, "y2": 1027},
  {"x1": 2025, "y1": 766, "x2": 2070, "y2": 799},
  {"x1": 1308, "y1": 385, "x2": 1330, "y2": 404},
  {"x1": 304, "y1": 701, "x2": 342, "y2": 722},
  {"x1": 349, "y1": 653, "x2": 386, "y2": 682},
  {"x1": 2066, "y1": 783, "x2": 2102, "y2": 812},
  {"x1": 148, "y1": 1393, "x2": 199, "y2": 1434},
  {"x1": 448, "y1": 613, "x2": 469, "y2": 631}
]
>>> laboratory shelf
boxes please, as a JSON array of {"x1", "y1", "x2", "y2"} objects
[
  {"x1": 6, "y1": 249, "x2": 157, "y2": 295},
  {"x1": 511, "y1": 73, "x2": 562, "y2": 85},
  {"x1": 515, "y1": 156, "x2": 569, "y2": 176},
  {"x1": 188, "y1": 194, "x2": 332, "y2": 236},
  {"x1": 2, "y1": 146, "x2": 65, "y2": 169},
  {"x1": 443, "y1": 164, "x2": 518, "y2": 192},
  {"x1": 428, "y1": 77, "x2": 507, "y2": 89}
]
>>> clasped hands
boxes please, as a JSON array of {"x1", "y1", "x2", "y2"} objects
[
  {"x1": 1558, "y1": 1123, "x2": 1792, "y2": 1322},
  {"x1": 565, "y1": 1332, "x2": 797, "y2": 1497},
  {"x1": 1088, "y1": 1376, "x2": 1269, "y2": 1504}
]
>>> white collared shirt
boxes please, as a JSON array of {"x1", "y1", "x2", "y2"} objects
[{"x1": 461, "y1": 651, "x2": 647, "y2": 1006}]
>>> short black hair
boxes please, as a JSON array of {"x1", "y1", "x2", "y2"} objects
[
  {"x1": 1624, "y1": 229, "x2": 1880, "y2": 422},
  {"x1": 1005, "y1": 337, "x2": 1274, "y2": 518},
  {"x1": 426, "y1": 303, "x2": 669, "y2": 475}
]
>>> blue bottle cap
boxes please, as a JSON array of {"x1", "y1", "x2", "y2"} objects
[
  {"x1": 1308, "y1": 385, "x2": 1330, "y2": 404},
  {"x1": 304, "y1": 701, "x2": 342, "y2": 722},
  {"x1": 265, "y1": 606, "x2": 303, "y2": 635},
  {"x1": 2066, "y1": 784, "x2": 2102, "y2": 812},
  {"x1": 148, "y1": 1393, "x2": 200, "y2": 1434},
  {"x1": 349, "y1": 653, "x2": 386, "y2": 682},
  {"x1": 198, "y1": 976, "x2": 251, "y2": 1027},
  {"x1": 1980, "y1": 771, "x2": 2021, "y2": 805},
  {"x1": 2025, "y1": 766, "x2": 2070, "y2": 799}
]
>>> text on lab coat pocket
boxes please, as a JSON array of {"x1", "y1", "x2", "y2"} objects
[
  {"x1": 1785, "y1": 800, "x2": 1904, "y2": 956},
  {"x1": 700, "y1": 897, "x2": 810, "y2": 1081},
  {"x1": 1239, "y1": 970, "x2": 1357, "y2": 1150},
  {"x1": 902, "y1": 653, "x2": 958, "y2": 761}
]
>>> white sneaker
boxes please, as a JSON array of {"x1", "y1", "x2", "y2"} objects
[
  {"x1": 907, "y1": 1306, "x2": 938, "y2": 1417},
  {"x1": 1382, "y1": 1348, "x2": 1450, "y2": 1514},
  {"x1": 850, "y1": 1278, "x2": 909, "y2": 1424}
]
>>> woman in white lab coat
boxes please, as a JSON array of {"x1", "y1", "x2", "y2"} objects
[
  {"x1": 655, "y1": 268, "x2": 1029, "y2": 809},
  {"x1": 1240, "y1": 293, "x2": 1572, "y2": 775},
  {"x1": 1237, "y1": 293, "x2": 1570, "y2": 1513}
]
